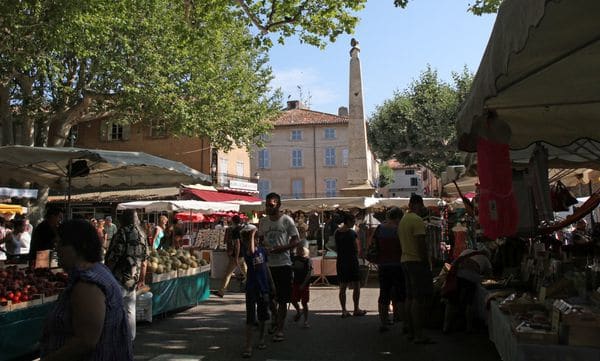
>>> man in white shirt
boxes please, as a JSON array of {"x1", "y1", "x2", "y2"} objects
[{"x1": 258, "y1": 192, "x2": 299, "y2": 342}]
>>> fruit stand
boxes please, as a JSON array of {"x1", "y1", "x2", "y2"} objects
[
  {"x1": 146, "y1": 247, "x2": 211, "y2": 315},
  {"x1": 0, "y1": 266, "x2": 67, "y2": 361}
]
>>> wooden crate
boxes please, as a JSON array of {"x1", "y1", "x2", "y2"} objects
[{"x1": 563, "y1": 312, "x2": 600, "y2": 348}]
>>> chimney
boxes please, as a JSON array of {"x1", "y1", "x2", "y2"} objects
[
  {"x1": 287, "y1": 100, "x2": 303, "y2": 110},
  {"x1": 338, "y1": 106, "x2": 348, "y2": 117}
]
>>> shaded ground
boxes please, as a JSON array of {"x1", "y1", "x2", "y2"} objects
[{"x1": 134, "y1": 278, "x2": 501, "y2": 361}]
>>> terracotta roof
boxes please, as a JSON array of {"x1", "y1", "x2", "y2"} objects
[
  {"x1": 385, "y1": 159, "x2": 420, "y2": 170},
  {"x1": 274, "y1": 108, "x2": 348, "y2": 127}
]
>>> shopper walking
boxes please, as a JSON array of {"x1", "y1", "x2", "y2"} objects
[
  {"x1": 241, "y1": 224, "x2": 274, "y2": 358},
  {"x1": 104, "y1": 209, "x2": 149, "y2": 341},
  {"x1": 291, "y1": 244, "x2": 313, "y2": 328},
  {"x1": 258, "y1": 192, "x2": 299, "y2": 342},
  {"x1": 215, "y1": 215, "x2": 247, "y2": 297},
  {"x1": 370, "y1": 206, "x2": 405, "y2": 332},
  {"x1": 335, "y1": 212, "x2": 367, "y2": 318},
  {"x1": 398, "y1": 194, "x2": 435, "y2": 344}
]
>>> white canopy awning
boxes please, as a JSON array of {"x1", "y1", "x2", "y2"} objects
[
  {"x1": 456, "y1": 0, "x2": 600, "y2": 151},
  {"x1": 117, "y1": 200, "x2": 239, "y2": 213}
]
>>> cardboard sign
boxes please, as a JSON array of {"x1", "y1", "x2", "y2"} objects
[{"x1": 35, "y1": 250, "x2": 50, "y2": 268}]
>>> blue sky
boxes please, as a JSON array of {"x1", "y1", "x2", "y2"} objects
[{"x1": 267, "y1": 0, "x2": 497, "y2": 117}]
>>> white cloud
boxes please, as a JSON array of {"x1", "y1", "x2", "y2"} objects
[{"x1": 271, "y1": 67, "x2": 343, "y2": 113}]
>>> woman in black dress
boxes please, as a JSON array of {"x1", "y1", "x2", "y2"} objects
[{"x1": 335, "y1": 212, "x2": 367, "y2": 318}]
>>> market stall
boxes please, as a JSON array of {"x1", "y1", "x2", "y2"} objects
[{"x1": 447, "y1": 1, "x2": 600, "y2": 358}]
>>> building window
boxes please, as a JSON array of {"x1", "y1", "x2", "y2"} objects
[
  {"x1": 150, "y1": 119, "x2": 167, "y2": 138},
  {"x1": 292, "y1": 179, "x2": 303, "y2": 199},
  {"x1": 258, "y1": 149, "x2": 270, "y2": 169},
  {"x1": 324, "y1": 128, "x2": 336, "y2": 139},
  {"x1": 325, "y1": 179, "x2": 337, "y2": 197},
  {"x1": 410, "y1": 177, "x2": 418, "y2": 187},
  {"x1": 324, "y1": 147, "x2": 336, "y2": 166},
  {"x1": 101, "y1": 121, "x2": 130, "y2": 141},
  {"x1": 258, "y1": 179, "x2": 270, "y2": 199},
  {"x1": 219, "y1": 158, "x2": 228, "y2": 185},
  {"x1": 236, "y1": 161, "x2": 244, "y2": 177},
  {"x1": 405, "y1": 169, "x2": 415, "y2": 175},
  {"x1": 342, "y1": 148, "x2": 349, "y2": 166},
  {"x1": 291, "y1": 130, "x2": 302, "y2": 141},
  {"x1": 110, "y1": 123, "x2": 124, "y2": 140},
  {"x1": 291, "y1": 149, "x2": 303, "y2": 168}
]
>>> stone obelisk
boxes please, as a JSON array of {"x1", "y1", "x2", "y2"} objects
[{"x1": 340, "y1": 38, "x2": 375, "y2": 197}]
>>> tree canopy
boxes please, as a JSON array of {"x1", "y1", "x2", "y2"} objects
[
  {"x1": 367, "y1": 66, "x2": 473, "y2": 176},
  {"x1": 393, "y1": 0, "x2": 502, "y2": 15},
  {"x1": 0, "y1": 0, "x2": 367, "y2": 148}
]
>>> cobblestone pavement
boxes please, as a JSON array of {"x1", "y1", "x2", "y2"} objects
[{"x1": 134, "y1": 278, "x2": 501, "y2": 361}]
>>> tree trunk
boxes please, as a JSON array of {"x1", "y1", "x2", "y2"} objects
[
  {"x1": 47, "y1": 118, "x2": 71, "y2": 147},
  {"x1": 28, "y1": 186, "x2": 49, "y2": 227},
  {"x1": 0, "y1": 85, "x2": 14, "y2": 145}
]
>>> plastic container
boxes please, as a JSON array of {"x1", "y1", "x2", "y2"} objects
[{"x1": 136, "y1": 291, "x2": 153, "y2": 322}]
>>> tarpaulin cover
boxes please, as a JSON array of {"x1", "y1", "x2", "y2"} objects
[
  {"x1": 0, "y1": 302, "x2": 54, "y2": 361},
  {"x1": 149, "y1": 271, "x2": 210, "y2": 316}
]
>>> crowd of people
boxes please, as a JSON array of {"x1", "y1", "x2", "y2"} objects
[{"x1": 0, "y1": 193, "x2": 500, "y2": 360}]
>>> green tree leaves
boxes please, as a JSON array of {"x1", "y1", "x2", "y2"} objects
[
  {"x1": 393, "y1": 0, "x2": 502, "y2": 15},
  {"x1": 367, "y1": 66, "x2": 473, "y2": 176}
]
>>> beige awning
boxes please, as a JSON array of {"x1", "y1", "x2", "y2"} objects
[{"x1": 456, "y1": 0, "x2": 600, "y2": 151}]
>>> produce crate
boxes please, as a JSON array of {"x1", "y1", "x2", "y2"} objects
[
  {"x1": 151, "y1": 270, "x2": 177, "y2": 283},
  {"x1": 177, "y1": 267, "x2": 201, "y2": 278},
  {"x1": 10, "y1": 297, "x2": 43, "y2": 311},
  {"x1": 43, "y1": 294, "x2": 59, "y2": 303},
  {"x1": 512, "y1": 325, "x2": 558, "y2": 344},
  {"x1": 200, "y1": 264, "x2": 211, "y2": 274},
  {"x1": 0, "y1": 300, "x2": 11, "y2": 313}
]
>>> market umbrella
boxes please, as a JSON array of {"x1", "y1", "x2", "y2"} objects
[
  {"x1": 0, "y1": 146, "x2": 211, "y2": 216},
  {"x1": 455, "y1": 0, "x2": 600, "y2": 151}
]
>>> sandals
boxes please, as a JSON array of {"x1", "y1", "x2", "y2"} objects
[
  {"x1": 257, "y1": 342, "x2": 267, "y2": 350},
  {"x1": 341, "y1": 311, "x2": 352, "y2": 318},
  {"x1": 303, "y1": 322, "x2": 310, "y2": 329},
  {"x1": 353, "y1": 309, "x2": 367, "y2": 317},
  {"x1": 272, "y1": 333, "x2": 285, "y2": 342}
]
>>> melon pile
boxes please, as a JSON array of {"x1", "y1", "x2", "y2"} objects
[{"x1": 147, "y1": 248, "x2": 207, "y2": 274}]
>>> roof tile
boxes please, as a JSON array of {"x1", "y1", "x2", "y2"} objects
[{"x1": 274, "y1": 109, "x2": 348, "y2": 127}]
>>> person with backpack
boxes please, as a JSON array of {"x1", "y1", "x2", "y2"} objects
[
  {"x1": 214, "y1": 215, "x2": 247, "y2": 297},
  {"x1": 104, "y1": 209, "x2": 148, "y2": 341}
]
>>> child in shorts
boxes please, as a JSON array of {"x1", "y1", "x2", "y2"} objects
[
  {"x1": 291, "y1": 245, "x2": 313, "y2": 328},
  {"x1": 241, "y1": 224, "x2": 274, "y2": 358}
]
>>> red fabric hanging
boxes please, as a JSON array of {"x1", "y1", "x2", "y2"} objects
[{"x1": 476, "y1": 137, "x2": 519, "y2": 239}]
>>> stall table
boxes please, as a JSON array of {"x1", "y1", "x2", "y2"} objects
[
  {"x1": 149, "y1": 270, "x2": 210, "y2": 316},
  {"x1": 0, "y1": 302, "x2": 54, "y2": 361},
  {"x1": 488, "y1": 300, "x2": 600, "y2": 361},
  {"x1": 311, "y1": 256, "x2": 336, "y2": 286}
]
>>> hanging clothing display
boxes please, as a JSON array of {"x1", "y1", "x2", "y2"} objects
[
  {"x1": 477, "y1": 137, "x2": 519, "y2": 239},
  {"x1": 528, "y1": 144, "x2": 553, "y2": 222},
  {"x1": 451, "y1": 223, "x2": 468, "y2": 260}
]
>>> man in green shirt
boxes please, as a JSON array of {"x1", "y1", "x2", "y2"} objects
[{"x1": 398, "y1": 194, "x2": 434, "y2": 344}]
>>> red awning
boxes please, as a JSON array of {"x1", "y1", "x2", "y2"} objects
[{"x1": 184, "y1": 188, "x2": 261, "y2": 203}]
